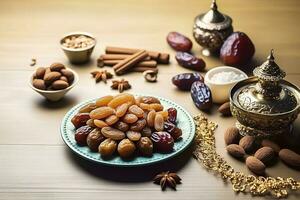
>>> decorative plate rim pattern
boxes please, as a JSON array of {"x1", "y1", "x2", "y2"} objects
[{"x1": 60, "y1": 94, "x2": 195, "y2": 167}]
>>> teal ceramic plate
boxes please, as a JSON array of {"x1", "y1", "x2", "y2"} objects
[{"x1": 61, "y1": 95, "x2": 195, "y2": 167}]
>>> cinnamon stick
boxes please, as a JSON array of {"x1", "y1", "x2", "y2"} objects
[
  {"x1": 106, "y1": 46, "x2": 161, "y2": 61},
  {"x1": 100, "y1": 54, "x2": 151, "y2": 61},
  {"x1": 101, "y1": 60, "x2": 157, "y2": 67},
  {"x1": 131, "y1": 67, "x2": 158, "y2": 73},
  {"x1": 113, "y1": 50, "x2": 148, "y2": 75}
]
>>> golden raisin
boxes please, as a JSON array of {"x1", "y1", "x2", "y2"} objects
[
  {"x1": 89, "y1": 107, "x2": 115, "y2": 119},
  {"x1": 146, "y1": 110, "x2": 156, "y2": 127},
  {"x1": 123, "y1": 113, "x2": 138, "y2": 124},
  {"x1": 95, "y1": 95, "x2": 114, "y2": 107},
  {"x1": 115, "y1": 103, "x2": 129, "y2": 117},
  {"x1": 128, "y1": 105, "x2": 144, "y2": 118}
]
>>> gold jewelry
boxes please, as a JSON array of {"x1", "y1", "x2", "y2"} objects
[{"x1": 193, "y1": 114, "x2": 300, "y2": 198}]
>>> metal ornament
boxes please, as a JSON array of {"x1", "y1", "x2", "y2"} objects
[
  {"x1": 230, "y1": 50, "x2": 300, "y2": 137},
  {"x1": 193, "y1": 0, "x2": 233, "y2": 56}
]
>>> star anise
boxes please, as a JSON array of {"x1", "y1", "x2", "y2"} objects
[
  {"x1": 91, "y1": 70, "x2": 113, "y2": 83},
  {"x1": 153, "y1": 171, "x2": 181, "y2": 190},
  {"x1": 111, "y1": 79, "x2": 131, "y2": 93}
]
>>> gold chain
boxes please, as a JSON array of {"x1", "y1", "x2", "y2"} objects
[{"x1": 193, "y1": 114, "x2": 300, "y2": 198}]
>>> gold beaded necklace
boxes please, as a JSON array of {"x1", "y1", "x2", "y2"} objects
[{"x1": 193, "y1": 114, "x2": 300, "y2": 198}]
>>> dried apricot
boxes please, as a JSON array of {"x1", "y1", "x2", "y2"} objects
[
  {"x1": 89, "y1": 106, "x2": 114, "y2": 119},
  {"x1": 95, "y1": 95, "x2": 114, "y2": 107}
]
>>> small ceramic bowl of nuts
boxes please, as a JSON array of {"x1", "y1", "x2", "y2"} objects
[
  {"x1": 29, "y1": 63, "x2": 79, "y2": 101},
  {"x1": 60, "y1": 32, "x2": 96, "y2": 64}
]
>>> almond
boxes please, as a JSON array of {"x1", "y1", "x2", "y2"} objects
[
  {"x1": 32, "y1": 79, "x2": 46, "y2": 90},
  {"x1": 224, "y1": 126, "x2": 240, "y2": 145},
  {"x1": 44, "y1": 71, "x2": 61, "y2": 85},
  {"x1": 226, "y1": 144, "x2": 245, "y2": 159},
  {"x1": 246, "y1": 156, "x2": 266, "y2": 175},
  {"x1": 60, "y1": 76, "x2": 68, "y2": 82},
  {"x1": 261, "y1": 139, "x2": 281, "y2": 153},
  {"x1": 254, "y1": 147, "x2": 276, "y2": 165},
  {"x1": 35, "y1": 67, "x2": 46, "y2": 79},
  {"x1": 51, "y1": 80, "x2": 69, "y2": 90},
  {"x1": 50, "y1": 62, "x2": 65, "y2": 72},
  {"x1": 239, "y1": 135, "x2": 258, "y2": 153},
  {"x1": 279, "y1": 149, "x2": 300, "y2": 168},
  {"x1": 61, "y1": 69, "x2": 74, "y2": 83},
  {"x1": 218, "y1": 102, "x2": 231, "y2": 116}
]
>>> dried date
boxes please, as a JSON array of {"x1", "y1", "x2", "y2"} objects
[
  {"x1": 172, "y1": 73, "x2": 203, "y2": 91},
  {"x1": 175, "y1": 52, "x2": 205, "y2": 72},
  {"x1": 191, "y1": 81, "x2": 212, "y2": 110},
  {"x1": 167, "y1": 32, "x2": 192, "y2": 52}
]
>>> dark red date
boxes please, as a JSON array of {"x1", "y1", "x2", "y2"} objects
[
  {"x1": 172, "y1": 73, "x2": 203, "y2": 91},
  {"x1": 167, "y1": 32, "x2": 192, "y2": 52},
  {"x1": 71, "y1": 113, "x2": 90, "y2": 129},
  {"x1": 164, "y1": 122, "x2": 182, "y2": 141},
  {"x1": 75, "y1": 125, "x2": 93, "y2": 146},
  {"x1": 191, "y1": 81, "x2": 212, "y2": 110},
  {"x1": 151, "y1": 132, "x2": 174, "y2": 152},
  {"x1": 175, "y1": 52, "x2": 205, "y2": 71},
  {"x1": 167, "y1": 108, "x2": 177, "y2": 124}
]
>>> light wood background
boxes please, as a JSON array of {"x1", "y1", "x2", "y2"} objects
[{"x1": 0, "y1": 0, "x2": 300, "y2": 199}]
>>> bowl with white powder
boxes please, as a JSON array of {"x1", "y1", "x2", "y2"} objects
[{"x1": 204, "y1": 66, "x2": 248, "y2": 103}]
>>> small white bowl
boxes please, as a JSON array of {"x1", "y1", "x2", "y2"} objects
[
  {"x1": 204, "y1": 66, "x2": 248, "y2": 104},
  {"x1": 29, "y1": 68, "x2": 79, "y2": 101}
]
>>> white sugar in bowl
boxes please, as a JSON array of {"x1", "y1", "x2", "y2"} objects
[{"x1": 204, "y1": 66, "x2": 248, "y2": 104}]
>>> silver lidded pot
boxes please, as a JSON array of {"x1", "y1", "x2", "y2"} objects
[
  {"x1": 230, "y1": 50, "x2": 300, "y2": 137},
  {"x1": 193, "y1": 0, "x2": 233, "y2": 56}
]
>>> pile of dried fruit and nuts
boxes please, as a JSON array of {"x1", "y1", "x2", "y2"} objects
[
  {"x1": 225, "y1": 127, "x2": 300, "y2": 175},
  {"x1": 32, "y1": 63, "x2": 74, "y2": 90},
  {"x1": 71, "y1": 93, "x2": 182, "y2": 158}
]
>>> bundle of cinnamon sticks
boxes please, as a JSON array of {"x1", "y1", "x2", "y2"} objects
[{"x1": 97, "y1": 46, "x2": 170, "y2": 75}]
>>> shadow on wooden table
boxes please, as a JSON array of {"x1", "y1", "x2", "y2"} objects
[
  {"x1": 34, "y1": 95, "x2": 78, "y2": 110},
  {"x1": 64, "y1": 143, "x2": 195, "y2": 183}
]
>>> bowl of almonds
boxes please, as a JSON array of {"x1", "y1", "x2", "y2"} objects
[{"x1": 29, "y1": 62, "x2": 79, "y2": 101}]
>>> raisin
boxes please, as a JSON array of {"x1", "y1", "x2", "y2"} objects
[
  {"x1": 107, "y1": 93, "x2": 135, "y2": 108},
  {"x1": 117, "y1": 139, "x2": 136, "y2": 158},
  {"x1": 74, "y1": 125, "x2": 93, "y2": 146},
  {"x1": 172, "y1": 73, "x2": 204, "y2": 91},
  {"x1": 87, "y1": 128, "x2": 105, "y2": 151},
  {"x1": 79, "y1": 103, "x2": 98, "y2": 113},
  {"x1": 130, "y1": 119, "x2": 147, "y2": 132},
  {"x1": 140, "y1": 96, "x2": 161, "y2": 104},
  {"x1": 89, "y1": 107, "x2": 115, "y2": 119},
  {"x1": 101, "y1": 127, "x2": 125, "y2": 140},
  {"x1": 151, "y1": 132, "x2": 174, "y2": 152},
  {"x1": 175, "y1": 52, "x2": 205, "y2": 71},
  {"x1": 99, "y1": 138, "x2": 117, "y2": 157},
  {"x1": 149, "y1": 103, "x2": 164, "y2": 112},
  {"x1": 105, "y1": 115, "x2": 119, "y2": 126},
  {"x1": 154, "y1": 113, "x2": 164, "y2": 131},
  {"x1": 115, "y1": 103, "x2": 129, "y2": 117},
  {"x1": 128, "y1": 105, "x2": 144, "y2": 118},
  {"x1": 146, "y1": 110, "x2": 156, "y2": 127},
  {"x1": 138, "y1": 137, "x2": 153, "y2": 156},
  {"x1": 114, "y1": 121, "x2": 130, "y2": 132},
  {"x1": 141, "y1": 127, "x2": 152, "y2": 137},
  {"x1": 71, "y1": 113, "x2": 90, "y2": 129},
  {"x1": 166, "y1": 31, "x2": 192, "y2": 52},
  {"x1": 191, "y1": 81, "x2": 212, "y2": 110},
  {"x1": 94, "y1": 119, "x2": 109, "y2": 128},
  {"x1": 126, "y1": 131, "x2": 142, "y2": 142},
  {"x1": 95, "y1": 95, "x2": 114, "y2": 107},
  {"x1": 123, "y1": 113, "x2": 138, "y2": 124}
]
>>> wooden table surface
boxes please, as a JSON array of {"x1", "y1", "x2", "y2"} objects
[{"x1": 1, "y1": 0, "x2": 300, "y2": 199}]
